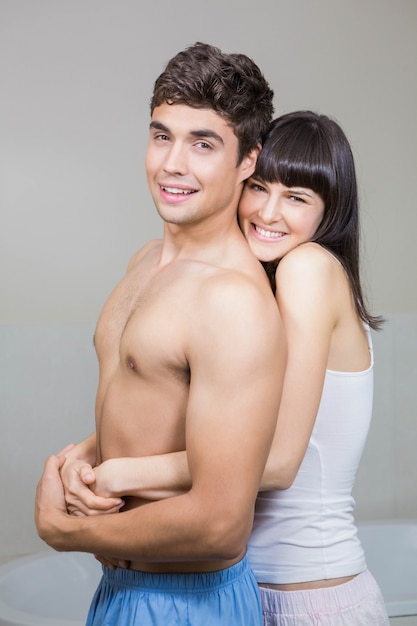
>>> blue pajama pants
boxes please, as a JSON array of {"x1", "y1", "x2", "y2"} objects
[{"x1": 86, "y1": 555, "x2": 263, "y2": 625}]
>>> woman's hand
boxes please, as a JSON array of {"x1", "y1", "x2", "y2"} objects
[{"x1": 59, "y1": 446, "x2": 124, "y2": 516}]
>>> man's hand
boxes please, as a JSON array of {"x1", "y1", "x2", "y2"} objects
[
  {"x1": 35, "y1": 454, "x2": 129, "y2": 569},
  {"x1": 34, "y1": 455, "x2": 68, "y2": 545}
]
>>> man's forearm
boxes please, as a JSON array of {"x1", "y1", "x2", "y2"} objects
[{"x1": 36, "y1": 457, "x2": 249, "y2": 563}]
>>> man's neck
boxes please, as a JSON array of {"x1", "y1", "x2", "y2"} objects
[{"x1": 159, "y1": 217, "x2": 246, "y2": 267}]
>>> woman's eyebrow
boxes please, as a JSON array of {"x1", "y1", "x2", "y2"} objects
[{"x1": 288, "y1": 188, "x2": 315, "y2": 199}]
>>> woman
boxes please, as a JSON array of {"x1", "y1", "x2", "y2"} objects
[
  {"x1": 237, "y1": 111, "x2": 389, "y2": 625},
  {"x1": 61, "y1": 111, "x2": 389, "y2": 625}
]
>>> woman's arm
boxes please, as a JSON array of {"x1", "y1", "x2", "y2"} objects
[
  {"x1": 91, "y1": 452, "x2": 191, "y2": 500},
  {"x1": 260, "y1": 244, "x2": 337, "y2": 489}
]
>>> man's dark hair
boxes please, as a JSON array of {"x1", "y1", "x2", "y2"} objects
[{"x1": 151, "y1": 42, "x2": 274, "y2": 164}]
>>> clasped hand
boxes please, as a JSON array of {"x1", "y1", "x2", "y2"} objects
[
  {"x1": 59, "y1": 446, "x2": 128, "y2": 570},
  {"x1": 60, "y1": 449, "x2": 124, "y2": 517}
]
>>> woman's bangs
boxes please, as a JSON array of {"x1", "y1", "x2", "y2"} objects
[{"x1": 257, "y1": 138, "x2": 330, "y2": 196}]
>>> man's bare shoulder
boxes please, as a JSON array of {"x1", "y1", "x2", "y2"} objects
[
  {"x1": 126, "y1": 239, "x2": 162, "y2": 272},
  {"x1": 203, "y1": 265, "x2": 273, "y2": 304},
  {"x1": 192, "y1": 266, "x2": 281, "y2": 347}
]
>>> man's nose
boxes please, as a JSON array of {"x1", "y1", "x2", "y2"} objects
[{"x1": 163, "y1": 143, "x2": 188, "y2": 175}]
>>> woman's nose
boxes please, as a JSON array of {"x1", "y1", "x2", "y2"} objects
[{"x1": 258, "y1": 198, "x2": 281, "y2": 223}]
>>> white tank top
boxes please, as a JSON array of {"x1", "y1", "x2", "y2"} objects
[{"x1": 247, "y1": 325, "x2": 373, "y2": 583}]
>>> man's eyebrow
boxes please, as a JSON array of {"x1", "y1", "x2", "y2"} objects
[
  {"x1": 189, "y1": 129, "x2": 224, "y2": 145},
  {"x1": 149, "y1": 121, "x2": 224, "y2": 145},
  {"x1": 149, "y1": 121, "x2": 169, "y2": 133}
]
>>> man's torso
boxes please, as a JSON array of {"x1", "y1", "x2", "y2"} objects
[{"x1": 93, "y1": 237, "x2": 273, "y2": 573}]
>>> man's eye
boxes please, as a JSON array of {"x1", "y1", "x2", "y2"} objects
[{"x1": 196, "y1": 141, "x2": 211, "y2": 149}]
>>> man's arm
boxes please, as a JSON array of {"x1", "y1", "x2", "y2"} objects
[{"x1": 35, "y1": 276, "x2": 285, "y2": 563}]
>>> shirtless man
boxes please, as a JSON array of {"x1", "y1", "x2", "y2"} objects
[{"x1": 35, "y1": 42, "x2": 286, "y2": 626}]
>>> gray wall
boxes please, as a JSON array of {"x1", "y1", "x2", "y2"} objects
[{"x1": 1, "y1": 0, "x2": 416, "y2": 558}]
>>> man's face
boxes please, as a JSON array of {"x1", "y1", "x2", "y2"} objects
[{"x1": 146, "y1": 103, "x2": 257, "y2": 228}]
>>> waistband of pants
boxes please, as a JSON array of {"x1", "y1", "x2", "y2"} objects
[
  {"x1": 101, "y1": 555, "x2": 252, "y2": 593},
  {"x1": 259, "y1": 569, "x2": 380, "y2": 613}
]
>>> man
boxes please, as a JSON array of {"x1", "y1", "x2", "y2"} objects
[{"x1": 35, "y1": 42, "x2": 286, "y2": 625}]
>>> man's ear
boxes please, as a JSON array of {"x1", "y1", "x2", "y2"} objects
[{"x1": 239, "y1": 144, "x2": 261, "y2": 182}]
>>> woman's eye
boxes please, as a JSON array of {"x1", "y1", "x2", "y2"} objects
[
  {"x1": 250, "y1": 182, "x2": 267, "y2": 192},
  {"x1": 289, "y1": 194, "x2": 305, "y2": 203}
]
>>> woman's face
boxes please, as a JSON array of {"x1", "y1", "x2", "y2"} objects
[{"x1": 238, "y1": 177, "x2": 325, "y2": 263}]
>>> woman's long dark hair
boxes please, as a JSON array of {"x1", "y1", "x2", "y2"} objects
[{"x1": 254, "y1": 111, "x2": 383, "y2": 330}]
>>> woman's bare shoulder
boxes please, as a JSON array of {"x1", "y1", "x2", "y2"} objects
[{"x1": 277, "y1": 242, "x2": 338, "y2": 280}]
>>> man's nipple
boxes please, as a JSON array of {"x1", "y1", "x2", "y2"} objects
[{"x1": 126, "y1": 355, "x2": 138, "y2": 372}]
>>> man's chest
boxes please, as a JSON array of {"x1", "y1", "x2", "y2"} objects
[{"x1": 96, "y1": 265, "x2": 194, "y2": 382}]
